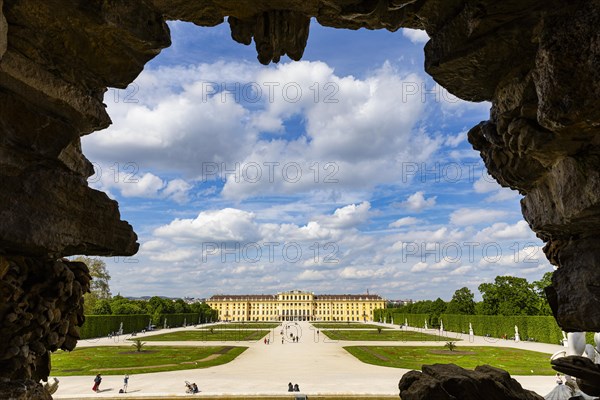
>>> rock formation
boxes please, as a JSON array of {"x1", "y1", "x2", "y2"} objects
[
  {"x1": 0, "y1": 257, "x2": 89, "y2": 397},
  {"x1": 398, "y1": 364, "x2": 544, "y2": 400},
  {"x1": 0, "y1": 0, "x2": 599, "y2": 398}
]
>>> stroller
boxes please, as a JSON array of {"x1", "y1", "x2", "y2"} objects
[{"x1": 185, "y1": 381, "x2": 199, "y2": 394}]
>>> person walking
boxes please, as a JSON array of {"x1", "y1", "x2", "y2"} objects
[
  {"x1": 123, "y1": 374, "x2": 129, "y2": 393},
  {"x1": 92, "y1": 374, "x2": 102, "y2": 392}
]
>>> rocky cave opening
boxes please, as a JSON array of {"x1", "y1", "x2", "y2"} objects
[{"x1": 0, "y1": 0, "x2": 599, "y2": 398}]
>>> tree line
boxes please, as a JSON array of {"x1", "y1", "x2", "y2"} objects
[
  {"x1": 390, "y1": 273, "x2": 553, "y2": 320},
  {"x1": 75, "y1": 257, "x2": 217, "y2": 322}
]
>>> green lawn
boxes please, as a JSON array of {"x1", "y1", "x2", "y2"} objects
[
  {"x1": 344, "y1": 346, "x2": 554, "y2": 375},
  {"x1": 321, "y1": 329, "x2": 454, "y2": 341},
  {"x1": 206, "y1": 323, "x2": 280, "y2": 329},
  {"x1": 140, "y1": 329, "x2": 270, "y2": 342},
  {"x1": 51, "y1": 346, "x2": 247, "y2": 376},
  {"x1": 311, "y1": 323, "x2": 392, "y2": 329}
]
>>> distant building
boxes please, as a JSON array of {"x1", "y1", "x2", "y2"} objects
[
  {"x1": 387, "y1": 299, "x2": 414, "y2": 307},
  {"x1": 207, "y1": 289, "x2": 385, "y2": 322}
]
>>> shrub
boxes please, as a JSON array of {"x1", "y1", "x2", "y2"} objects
[
  {"x1": 132, "y1": 339, "x2": 146, "y2": 352},
  {"x1": 445, "y1": 341, "x2": 457, "y2": 351}
]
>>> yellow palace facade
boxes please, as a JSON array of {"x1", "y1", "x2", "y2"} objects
[{"x1": 207, "y1": 290, "x2": 385, "y2": 322}]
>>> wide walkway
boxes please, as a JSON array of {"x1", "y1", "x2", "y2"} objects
[{"x1": 53, "y1": 321, "x2": 561, "y2": 398}]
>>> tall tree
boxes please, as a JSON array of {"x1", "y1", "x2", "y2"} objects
[
  {"x1": 446, "y1": 287, "x2": 476, "y2": 315},
  {"x1": 74, "y1": 257, "x2": 111, "y2": 314},
  {"x1": 478, "y1": 275, "x2": 538, "y2": 316},
  {"x1": 532, "y1": 271, "x2": 554, "y2": 316}
]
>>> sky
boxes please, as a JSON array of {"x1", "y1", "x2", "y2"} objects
[{"x1": 81, "y1": 20, "x2": 553, "y2": 301}]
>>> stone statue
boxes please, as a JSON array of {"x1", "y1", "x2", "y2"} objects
[
  {"x1": 164, "y1": 318, "x2": 167, "y2": 329},
  {"x1": 562, "y1": 331, "x2": 568, "y2": 347},
  {"x1": 405, "y1": 318, "x2": 408, "y2": 327},
  {"x1": 595, "y1": 332, "x2": 600, "y2": 353},
  {"x1": 469, "y1": 323, "x2": 474, "y2": 337},
  {"x1": 584, "y1": 344, "x2": 596, "y2": 361},
  {"x1": 42, "y1": 378, "x2": 59, "y2": 395},
  {"x1": 440, "y1": 320, "x2": 444, "y2": 332},
  {"x1": 424, "y1": 319, "x2": 428, "y2": 330},
  {"x1": 514, "y1": 325, "x2": 520, "y2": 342},
  {"x1": 567, "y1": 332, "x2": 587, "y2": 357}
]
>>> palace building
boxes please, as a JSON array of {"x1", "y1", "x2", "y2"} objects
[{"x1": 207, "y1": 290, "x2": 385, "y2": 322}]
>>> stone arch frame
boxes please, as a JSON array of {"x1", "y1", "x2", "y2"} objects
[{"x1": 0, "y1": 0, "x2": 599, "y2": 398}]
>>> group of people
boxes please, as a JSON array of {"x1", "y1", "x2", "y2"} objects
[
  {"x1": 288, "y1": 382, "x2": 301, "y2": 392},
  {"x1": 263, "y1": 338, "x2": 271, "y2": 344},
  {"x1": 92, "y1": 374, "x2": 129, "y2": 393}
]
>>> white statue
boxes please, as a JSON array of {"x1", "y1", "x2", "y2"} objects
[
  {"x1": 567, "y1": 332, "x2": 586, "y2": 356},
  {"x1": 562, "y1": 331, "x2": 568, "y2": 347},
  {"x1": 184, "y1": 318, "x2": 187, "y2": 327},
  {"x1": 594, "y1": 332, "x2": 600, "y2": 363},
  {"x1": 469, "y1": 322, "x2": 474, "y2": 337},
  {"x1": 424, "y1": 319, "x2": 428, "y2": 330},
  {"x1": 383, "y1": 316, "x2": 387, "y2": 324},
  {"x1": 514, "y1": 325, "x2": 520, "y2": 342},
  {"x1": 164, "y1": 318, "x2": 168, "y2": 329},
  {"x1": 118, "y1": 322, "x2": 123, "y2": 336},
  {"x1": 391, "y1": 317, "x2": 394, "y2": 325},
  {"x1": 440, "y1": 319, "x2": 444, "y2": 333},
  {"x1": 405, "y1": 318, "x2": 408, "y2": 327},
  {"x1": 584, "y1": 344, "x2": 596, "y2": 361}
]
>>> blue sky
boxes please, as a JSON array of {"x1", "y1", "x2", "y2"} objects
[{"x1": 82, "y1": 20, "x2": 552, "y2": 300}]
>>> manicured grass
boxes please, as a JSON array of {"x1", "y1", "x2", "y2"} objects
[
  {"x1": 51, "y1": 346, "x2": 247, "y2": 376},
  {"x1": 321, "y1": 329, "x2": 454, "y2": 341},
  {"x1": 311, "y1": 323, "x2": 392, "y2": 329},
  {"x1": 344, "y1": 346, "x2": 554, "y2": 375},
  {"x1": 207, "y1": 323, "x2": 280, "y2": 329},
  {"x1": 140, "y1": 329, "x2": 270, "y2": 342}
]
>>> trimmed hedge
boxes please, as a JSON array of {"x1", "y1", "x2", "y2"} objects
[
  {"x1": 374, "y1": 310, "x2": 431, "y2": 328},
  {"x1": 79, "y1": 315, "x2": 151, "y2": 339},
  {"x1": 439, "y1": 314, "x2": 595, "y2": 345},
  {"x1": 79, "y1": 313, "x2": 200, "y2": 339},
  {"x1": 374, "y1": 311, "x2": 597, "y2": 346}
]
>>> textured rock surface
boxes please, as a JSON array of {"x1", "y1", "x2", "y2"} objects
[
  {"x1": 230, "y1": 11, "x2": 310, "y2": 65},
  {"x1": 0, "y1": 0, "x2": 171, "y2": 258},
  {"x1": 398, "y1": 364, "x2": 544, "y2": 400},
  {"x1": 0, "y1": 0, "x2": 6, "y2": 60},
  {"x1": 464, "y1": 0, "x2": 600, "y2": 331},
  {"x1": 0, "y1": 379, "x2": 52, "y2": 400},
  {"x1": 0, "y1": 257, "x2": 90, "y2": 397}
]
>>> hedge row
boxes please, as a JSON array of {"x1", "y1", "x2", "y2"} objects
[
  {"x1": 374, "y1": 310, "x2": 596, "y2": 345},
  {"x1": 439, "y1": 314, "x2": 595, "y2": 345},
  {"x1": 79, "y1": 313, "x2": 201, "y2": 339},
  {"x1": 374, "y1": 310, "x2": 431, "y2": 328}
]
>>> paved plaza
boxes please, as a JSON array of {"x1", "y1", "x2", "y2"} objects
[{"x1": 53, "y1": 321, "x2": 561, "y2": 398}]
